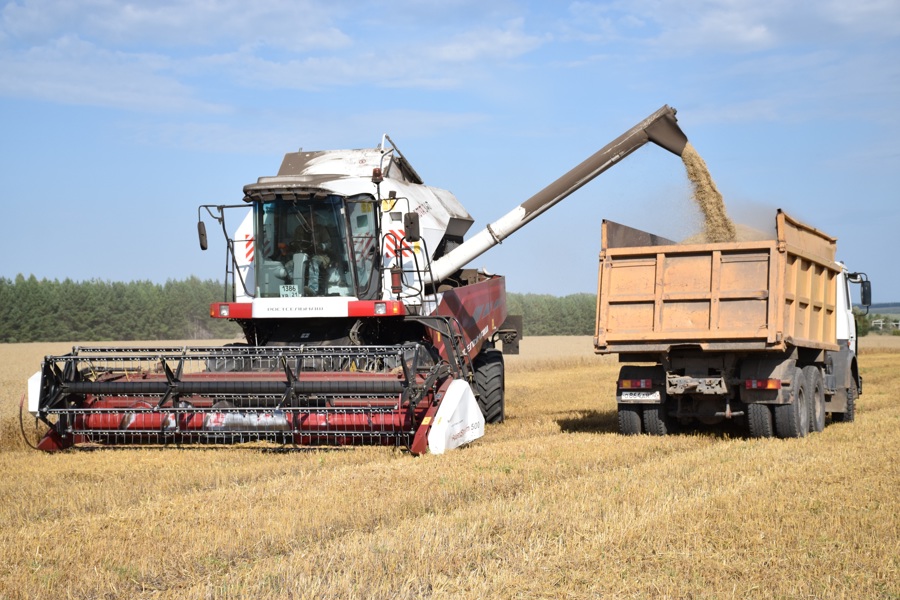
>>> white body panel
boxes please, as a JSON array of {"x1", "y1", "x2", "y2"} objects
[
  {"x1": 427, "y1": 379, "x2": 485, "y2": 454},
  {"x1": 428, "y1": 207, "x2": 527, "y2": 283},
  {"x1": 835, "y1": 265, "x2": 857, "y2": 354},
  {"x1": 234, "y1": 210, "x2": 255, "y2": 302},
  {"x1": 252, "y1": 296, "x2": 353, "y2": 319},
  {"x1": 27, "y1": 370, "x2": 41, "y2": 416}
]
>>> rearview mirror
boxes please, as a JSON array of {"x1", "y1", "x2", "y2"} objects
[
  {"x1": 860, "y1": 280, "x2": 872, "y2": 307},
  {"x1": 198, "y1": 221, "x2": 208, "y2": 251}
]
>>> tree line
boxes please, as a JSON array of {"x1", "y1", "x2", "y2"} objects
[
  {"x1": 2, "y1": 275, "x2": 882, "y2": 344},
  {"x1": 0, "y1": 275, "x2": 240, "y2": 343},
  {"x1": 0, "y1": 275, "x2": 600, "y2": 343},
  {"x1": 854, "y1": 308, "x2": 899, "y2": 337},
  {"x1": 507, "y1": 293, "x2": 596, "y2": 336}
]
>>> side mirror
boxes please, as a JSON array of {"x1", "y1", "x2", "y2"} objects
[
  {"x1": 198, "y1": 221, "x2": 208, "y2": 251},
  {"x1": 403, "y1": 212, "x2": 420, "y2": 243},
  {"x1": 860, "y1": 280, "x2": 872, "y2": 307}
]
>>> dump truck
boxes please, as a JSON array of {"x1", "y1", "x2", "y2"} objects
[
  {"x1": 594, "y1": 210, "x2": 872, "y2": 438},
  {"x1": 26, "y1": 105, "x2": 689, "y2": 453}
]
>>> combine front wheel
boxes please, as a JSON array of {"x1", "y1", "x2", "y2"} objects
[{"x1": 473, "y1": 348, "x2": 504, "y2": 423}]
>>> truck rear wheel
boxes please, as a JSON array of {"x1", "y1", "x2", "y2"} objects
[
  {"x1": 473, "y1": 348, "x2": 504, "y2": 424},
  {"x1": 747, "y1": 403, "x2": 774, "y2": 438},
  {"x1": 643, "y1": 403, "x2": 670, "y2": 435},
  {"x1": 833, "y1": 377, "x2": 858, "y2": 423},
  {"x1": 617, "y1": 405, "x2": 642, "y2": 435},
  {"x1": 775, "y1": 367, "x2": 809, "y2": 438},
  {"x1": 804, "y1": 365, "x2": 825, "y2": 433}
]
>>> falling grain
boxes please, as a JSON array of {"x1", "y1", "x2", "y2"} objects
[{"x1": 682, "y1": 142, "x2": 736, "y2": 243}]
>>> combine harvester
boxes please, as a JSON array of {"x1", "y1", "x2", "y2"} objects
[{"x1": 27, "y1": 106, "x2": 688, "y2": 454}]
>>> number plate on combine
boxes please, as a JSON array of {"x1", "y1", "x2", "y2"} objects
[
  {"x1": 621, "y1": 391, "x2": 660, "y2": 401},
  {"x1": 280, "y1": 285, "x2": 300, "y2": 297}
]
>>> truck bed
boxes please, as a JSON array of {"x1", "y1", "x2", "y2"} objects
[{"x1": 594, "y1": 210, "x2": 840, "y2": 354}]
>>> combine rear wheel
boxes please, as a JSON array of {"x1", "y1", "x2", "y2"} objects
[
  {"x1": 473, "y1": 348, "x2": 504, "y2": 423},
  {"x1": 775, "y1": 367, "x2": 809, "y2": 438},
  {"x1": 804, "y1": 365, "x2": 825, "y2": 433},
  {"x1": 747, "y1": 403, "x2": 774, "y2": 438}
]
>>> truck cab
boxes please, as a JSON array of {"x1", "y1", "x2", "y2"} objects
[{"x1": 835, "y1": 264, "x2": 872, "y2": 356}]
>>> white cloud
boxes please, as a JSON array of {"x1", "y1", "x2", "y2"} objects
[
  {"x1": 0, "y1": 35, "x2": 226, "y2": 112},
  {"x1": 128, "y1": 109, "x2": 488, "y2": 155},
  {"x1": 564, "y1": 0, "x2": 900, "y2": 54},
  {"x1": 427, "y1": 18, "x2": 546, "y2": 62},
  {"x1": 182, "y1": 16, "x2": 545, "y2": 92},
  {"x1": 1, "y1": 0, "x2": 897, "y2": 125},
  {"x1": 1, "y1": 0, "x2": 352, "y2": 51},
  {"x1": 820, "y1": 0, "x2": 900, "y2": 37},
  {"x1": 0, "y1": 1, "x2": 547, "y2": 108}
]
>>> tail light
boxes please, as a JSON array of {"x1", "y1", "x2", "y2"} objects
[
  {"x1": 745, "y1": 379, "x2": 782, "y2": 390},
  {"x1": 619, "y1": 379, "x2": 653, "y2": 389}
]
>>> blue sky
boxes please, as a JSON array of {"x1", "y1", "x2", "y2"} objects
[{"x1": 1, "y1": 0, "x2": 897, "y2": 302}]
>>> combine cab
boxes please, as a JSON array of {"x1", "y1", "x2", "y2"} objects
[{"x1": 27, "y1": 106, "x2": 688, "y2": 453}]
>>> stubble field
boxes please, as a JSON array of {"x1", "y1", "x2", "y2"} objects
[{"x1": 0, "y1": 337, "x2": 898, "y2": 599}]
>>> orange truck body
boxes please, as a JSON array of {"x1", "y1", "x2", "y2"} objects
[{"x1": 594, "y1": 210, "x2": 840, "y2": 355}]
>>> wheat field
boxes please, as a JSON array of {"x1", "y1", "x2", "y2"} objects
[{"x1": 0, "y1": 337, "x2": 898, "y2": 599}]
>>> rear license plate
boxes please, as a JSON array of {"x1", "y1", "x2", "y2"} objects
[{"x1": 620, "y1": 391, "x2": 661, "y2": 401}]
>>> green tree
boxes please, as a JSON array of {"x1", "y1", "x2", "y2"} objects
[
  {"x1": 507, "y1": 292, "x2": 598, "y2": 336},
  {"x1": 0, "y1": 275, "x2": 240, "y2": 342},
  {"x1": 854, "y1": 308, "x2": 871, "y2": 337}
]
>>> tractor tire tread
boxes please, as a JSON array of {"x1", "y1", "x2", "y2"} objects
[
  {"x1": 804, "y1": 365, "x2": 826, "y2": 433},
  {"x1": 643, "y1": 404, "x2": 670, "y2": 436},
  {"x1": 747, "y1": 403, "x2": 774, "y2": 438},
  {"x1": 473, "y1": 348, "x2": 505, "y2": 424},
  {"x1": 775, "y1": 367, "x2": 809, "y2": 439},
  {"x1": 618, "y1": 404, "x2": 642, "y2": 435}
]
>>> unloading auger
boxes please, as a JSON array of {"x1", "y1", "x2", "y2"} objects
[{"x1": 26, "y1": 105, "x2": 687, "y2": 453}]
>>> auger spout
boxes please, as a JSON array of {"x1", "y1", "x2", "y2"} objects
[{"x1": 424, "y1": 105, "x2": 687, "y2": 284}]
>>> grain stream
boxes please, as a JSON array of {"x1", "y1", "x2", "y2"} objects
[{"x1": 682, "y1": 141, "x2": 737, "y2": 243}]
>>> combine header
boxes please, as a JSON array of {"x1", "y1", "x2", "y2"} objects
[{"x1": 27, "y1": 105, "x2": 688, "y2": 453}]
